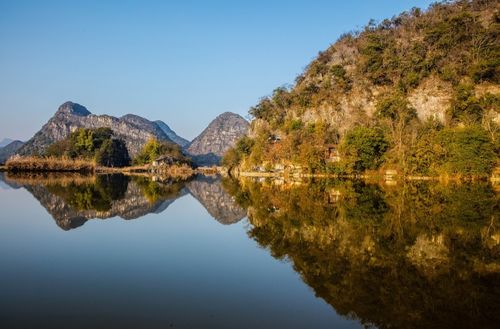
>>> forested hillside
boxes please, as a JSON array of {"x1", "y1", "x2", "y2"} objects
[{"x1": 225, "y1": 0, "x2": 499, "y2": 177}]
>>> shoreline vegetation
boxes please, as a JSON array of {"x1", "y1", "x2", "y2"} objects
[
  {"x1": 1, "y1": 155, "x2": 222, "y2": 179},
  {"x1": 2, "y1": 155, "x2": 499, "y2": 184},
  {"x1": 221, "y1": 1, "x2": 499, "y2": 181},
  {"x1": 235, "y1": 168, "x2": 500, "y2": 183}
]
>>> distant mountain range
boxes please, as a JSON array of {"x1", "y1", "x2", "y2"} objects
[
  {"x1": 14, "y1": 101, "x2": 249, "y2": 165},
  {"x1": 0, "y1": 138, "x2": 14, "y2": 147},
  {"x1": 0, "y1": 140, "x2": 25, "y2": 164}
]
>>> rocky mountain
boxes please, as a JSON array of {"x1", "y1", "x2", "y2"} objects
[
  {"x1": 231, "y1": 0, "x2": 499, "y2": 176},
  {"x1": 154, "y1": 120, "x2": 190, "y2": 147},
  {"x1": 0, "y1": 138, "x2": 14, "y2": 147},
  {"x1": 187, "y1": 112, "x2": 249, "y2": 165},
  {"x1": 0, "y1": 140, "x2": 25, "y2": 163},
  {"x1": 17, "y1": 102, "x2": 174, "y2": 157}
]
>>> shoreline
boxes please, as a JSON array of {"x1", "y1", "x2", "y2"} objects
[
  {"x1": 236, "y1": 170, "x2": 500, "y2": 183},
  {"x1": 3, "y1": 162, "x2": 498, "y2": 183},
  {"x1": 1, "y1": 161, "x2": 224, "y2": 179}
]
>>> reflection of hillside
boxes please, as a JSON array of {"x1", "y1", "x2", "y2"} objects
[
  {"x1": 229, "y1": 179, "x2": 500, "y2": 329},
  {"x1": 0, "y1": 172, "x2": 22, "y2": 189},
  {"x1": 4, "y1": 173, "x2": 187, "y2": 230},
  {"x1": 0, "y1": 173, "x2": 248, "y2": 230},
  {"x1": 186, "y1": 176, "x2": 246, "y2": 225}
]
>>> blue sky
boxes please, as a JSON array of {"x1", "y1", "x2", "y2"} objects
[{"x1": 0, "y1": 0, "x2": 435, "y2": 141}]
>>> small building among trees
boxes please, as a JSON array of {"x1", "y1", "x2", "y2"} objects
[
  {"x1": 152, "y1": 155, "x2": 177, "y2": 167},
  {"x1": 325, "y1": 144, "x2": 340, "y2": 162}
]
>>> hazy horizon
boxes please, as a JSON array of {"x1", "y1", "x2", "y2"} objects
[{"x1": 0, "y1": 0, "x2": 435, "y2": 141}]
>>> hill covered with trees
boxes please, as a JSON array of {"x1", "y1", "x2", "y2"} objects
[
  {"x1": 224, "y1": 0, "x2": 499, "y2": 177},
  {"x1": 46, "y1": 127, "x2": 131, "y2": 167}
]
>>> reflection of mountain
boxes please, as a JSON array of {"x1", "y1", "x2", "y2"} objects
[
  {"x1": 0, "y1": 172, "x2": 22, "y2": 190},
  {"x1": 22, "y1": 175, "x2": 187, "y2": 230},
  {"x1": 186, "y1": 176, "x2": 246, "y2": 225},
  {"x1": 228, "y1": 179, "x2": 500, "y2": 329},
  {"x1": 0, "y1": 173, "x2": 245, "y2": 230}
]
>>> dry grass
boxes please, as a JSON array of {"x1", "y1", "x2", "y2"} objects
[
  {"x1": 5, "y1": 172, "x2": 96, "y2": 186},
  {"x1": 152, "y1": 164, "x2": 195, "y2": 179},
  {"x1": 100, "y1": 163, "x2": 195, "y2": 179},
  {"x1": 97, "y1": 165, "x2": 149, "y2": 173},
  {"x1": 6, "y1": 156, "x2": 96, "y2": 173}
]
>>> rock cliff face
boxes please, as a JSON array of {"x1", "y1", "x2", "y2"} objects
[
  {"x1": 187, "y1": 112, "x2": 249, "y2": 165},
  {"x1": 0, "y1": 140, "x2": 25, "y2": 163},
  {"x1": 17, "y1": 102, "x2": 174, "y2": 157},
  {"x1": 154, "y1": 120, "x2": 190, "y2": 147}
]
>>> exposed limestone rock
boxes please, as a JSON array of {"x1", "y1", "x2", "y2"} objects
[
  {"x1": 187, "y1": 112, "x2": 249, "y2": 166},
  {"x1": 17, "y1": 101, "x2": 174, "y2": 157},
  {"x1": 408, "y1": 77, "x2": 453, "y2": 123}
]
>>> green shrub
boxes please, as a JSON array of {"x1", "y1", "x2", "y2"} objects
[
  {"x1": 438, "y1": 125, "x2": 495, "y2": 176},
  {"x1": 45, "y1": 127, "x2": 130, "y2": 167},
  {"x1": 340, "y1": 127, "x2": 389, "y2": 172},
  {"x1": 133, "y1": 138, "x2": 189, "y2": 166},
  {"x1": 449, "y1": 84, "x2": 484, "y2": 124},
  {"x1": 95, "y1": 139, "x2": 130, "y2": 167}
]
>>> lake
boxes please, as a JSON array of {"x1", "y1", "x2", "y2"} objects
[{"x1": 0, "y1": 172, "x2": 498, "y2": 329}]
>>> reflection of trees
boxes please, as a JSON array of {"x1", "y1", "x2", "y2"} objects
[
  {"x1": 3, "y1": 173, "x2": 188, "y2": 230},
  {"x1": 131, "y1": 176, "x2": 186, "y2": 204},
  {"x1": 229, "y1": 179, "x2": 499, "y2": 329},
  {"x1": 46, "y1": 174, "x2": 129, "y2": 211},
  {"x1": 1, "y1": 173, "x2": 250, "y2": 230}
]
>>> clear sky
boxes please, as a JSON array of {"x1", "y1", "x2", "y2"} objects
[{"x1": 0, "y1": 0, "x2": 436, "y2": 141}]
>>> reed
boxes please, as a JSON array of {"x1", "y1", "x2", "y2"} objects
[
  {"x1": 152, "y1": 164, "x2": 195, "y2": 179},
  {"x1": 6, "y1": 156, "x2": 96, "y2": 173},
  {"x1": 5, "y1": 172, "x2": 96, "y2": 186}
]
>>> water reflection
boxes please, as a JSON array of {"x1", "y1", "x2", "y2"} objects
[
  {"x1": 226, "y1": 178, "x2": 499, "y2": 329},
  {"x1": 0, "y1": 173, "x2": 246, "y2": 230},
  {"x1": 1, "y1": 172, "x2": 498, "y2": 328},
  {"x1": 187, "y1": 176, "x2": 247, "y2": 225}
]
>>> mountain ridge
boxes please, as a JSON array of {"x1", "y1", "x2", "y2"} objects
[
  {"x1": 0, "y1": 138, "x2": 14, "y2": 148},
  {"x1": 17, "y1": 102, "x2": 175, "y2": 157},
  {"x1": 187, "y1": 112, "x2": 250, "y2": 166},
  {"x1": 16, "y1": 102, "x2": 249, "y2": 166},
  {"x1": 0, "y1": 140, "x2": 25, "y2": 163},
  {"x1": 154, "y1": 120, "x2": 190, "y2": 148}
]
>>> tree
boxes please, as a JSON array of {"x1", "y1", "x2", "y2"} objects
[
  {"x1": 449, "y1": 83, "x2": 484, "y2": 124},
  {"x1": 95, "y1": 139, "x2": 131, "y2": 167},
  {"x1": 45, "y1": 128, "x2": 131, "y2": 167},
  {"x1": 376, "y1": 93, "x2": 417, "y2": 166},
  {"x1": 437, "y1": 125, "x2": 495, "y2": 176},
  {"x1": 340, "y1": 127, "x2": 388, "y2": 172},
  {"x1": 222, "y1": 136, "x2": 255, "y2": 168},
  {"x1": 133, "y1": 138, "x2": 190, "y2": 166}
]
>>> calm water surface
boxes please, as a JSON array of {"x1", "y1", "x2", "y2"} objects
[{"x1": 0, "y1": 173, "x2": 498, "y2": 329}]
